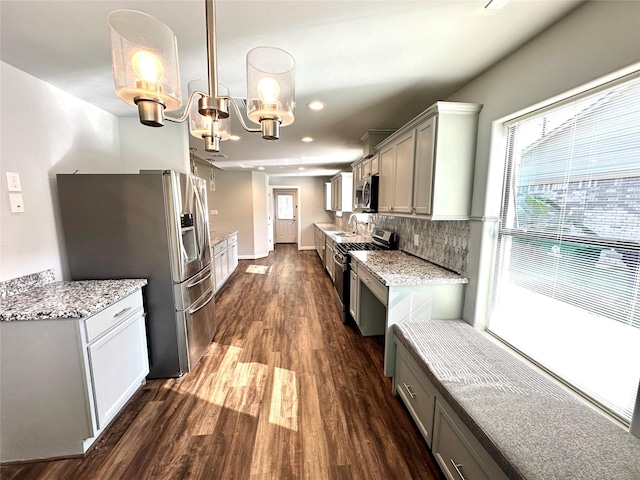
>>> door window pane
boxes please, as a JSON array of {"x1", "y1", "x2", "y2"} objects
[{"x1": 277, "y1": 194, "x2": 294, "y2": 220}]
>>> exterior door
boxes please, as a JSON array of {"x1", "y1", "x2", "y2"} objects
[{"x1": 274, "y1": 190, "x2": 297, "y2": 244}]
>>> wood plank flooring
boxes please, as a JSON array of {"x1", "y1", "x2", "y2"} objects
[{"x1": 1, "y1": 245, "x2": 445, "y2": 480}]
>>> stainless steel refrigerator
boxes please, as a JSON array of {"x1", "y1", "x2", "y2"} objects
[{"x1": 57, "y1": 170, "x2": 215, "y2": 378}]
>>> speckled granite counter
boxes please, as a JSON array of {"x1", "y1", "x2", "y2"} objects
[
  {"x1": 210, "y1": 230, "x2": 238, "y2": 246},
  {"x1": 394, "y1": 320, "x2": 640, "y2": 480},
  {"x1": 0, "y1": 279, "x2": 147, "y2": 321},
  {"x1": 314, "y1": 223, "x2": 372, "y2": 244},
  {"x1": 351, "y1": 250, "x2": 468, "y2": 286}
]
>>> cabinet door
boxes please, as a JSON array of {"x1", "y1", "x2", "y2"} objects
[
  {"x1": 87, "y1": 313, "x2": 149, "y2": 430},
  {"x1": 349, "y1": 269, "x2": 359, "y2": 320},
  {"x1": 393, "y1": 130, "x2": 416, "y2": 213},
  {"x1": 228, "y1": 242, "x2": 238, "y2": 273},
  {"x1": 362, "y1": 159, "x2": 371, "y2": 178},
  {"x1": 214, "y1": 252, "x2": 224, "y2": 291},
  {"x1": 353, "y1": 164, "x2": 361, "y2": 183},
  {"x1": 413, "y1": 115, "x2": 437, "y2": 215},
  {"x1": 370, "y1": 154, "x2": 379, "y2": 175},
  {"x1": 378, "y1": 145, "x2": 395, "y2": 212}
]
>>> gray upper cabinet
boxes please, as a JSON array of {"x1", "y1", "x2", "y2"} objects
[
  {"x1": 392, "y1": 130, "x2": 416, "y2": 214},
  {"x1": 375, "y1": 101, "x2": 482, "y2": 220},
  {"x1": 378, "y1": 144, "x2": 395, "y2": 213},
  {"x1": 412, "y1": 115, "x2": 437, "y2": 216}
]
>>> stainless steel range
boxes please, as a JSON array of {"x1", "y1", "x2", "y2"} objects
[{"x1": 333, "y1": 229, "x2": 397, "y2": 323}]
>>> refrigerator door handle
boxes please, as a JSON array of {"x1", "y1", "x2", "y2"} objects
[
  {"x1": 193, "y1": 183, "x2": 207, "y2": 261},
  {"x1": 188, "y1": 289, "x2": 215, "y2": 315},
  {"x1": 186, "y1": 272, "x2": 213, "y2": 289}
]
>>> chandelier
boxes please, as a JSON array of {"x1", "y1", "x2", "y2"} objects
[{"x1": 107, "y1": 0, "x2": 295, "y2": 152}]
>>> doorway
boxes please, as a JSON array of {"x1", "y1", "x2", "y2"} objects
[{"x1": 274, "y1": 189, "x2": 298, "y2": 244}]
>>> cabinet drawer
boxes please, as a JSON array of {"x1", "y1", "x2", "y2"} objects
[
  {"x1": 358, "y1": 266, "x2": 387, "y2": 306},
  {"x1": 433, "y1": 399, "x2": 508, "y2": 480},
  {"x1": 227, "y1": 234, "x2": 237, "y2": 246},
  {"x1": 84, "y1": 290, "x2": 143, "y2": 343},
  {"x1": 213, "y1": 240, "x2": 228, "y2": 256},
  {"x1": 395, "y1": 346, "x2": 436, "y2": 447}
]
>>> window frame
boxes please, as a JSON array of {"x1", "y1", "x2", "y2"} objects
[{"x1": 484, "y1": 67, "x2": 640, "y2": 437}]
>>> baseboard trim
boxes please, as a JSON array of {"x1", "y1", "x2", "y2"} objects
[{"x1": 238, "y1": 253, "x2": 269, "y2": 260}]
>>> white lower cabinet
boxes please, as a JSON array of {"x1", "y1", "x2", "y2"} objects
[
  {"x1": 228, "y1": 234, "x2": 238, "y2": 273},
  {"x1": 213, "y1": 233, "x2": 238, "y2": 293},
  {"x1": 395, "y1": 341, "x2": 508, "y2": 480},
  {"x1": 0, "y1": 290, "x2": 148, "y2": 462},
  {"x1": 88, "y1": 312, "x2": 148, "y2": 430}
]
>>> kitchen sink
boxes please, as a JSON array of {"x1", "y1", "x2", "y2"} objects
[{"x1": 333, "y1": 232, "x2": 355, "y2": 237}]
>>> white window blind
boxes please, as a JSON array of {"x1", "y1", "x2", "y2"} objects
[{"x1": 489, "y1": 73, "x2": 640, "y2": 424}]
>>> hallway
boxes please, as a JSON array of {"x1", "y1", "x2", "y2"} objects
[{"x1": 2, "y1": 245, "x2": 443, "y2": 479}]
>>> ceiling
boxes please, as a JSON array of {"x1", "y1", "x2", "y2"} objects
[{"x1": 1, "y1": 0, "x2": 582, "y2": 176}]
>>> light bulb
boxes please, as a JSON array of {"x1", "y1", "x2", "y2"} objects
[
  {"x1": 132, "y1": 50, "x2": 164, "y2": 85},
  {"x1": 257, "y1": 77, "x2": 281, "y2": 107}
]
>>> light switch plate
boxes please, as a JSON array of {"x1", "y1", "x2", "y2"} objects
[
  {"x1": 9, "y1": 193, "x2": 25, "y2": 212},
  {"x1": 6, "y1": 172, "x2": 22, "y2": 192},
  {"x1": 211, "y1": 209, "x2": 218, "y2": 215}
]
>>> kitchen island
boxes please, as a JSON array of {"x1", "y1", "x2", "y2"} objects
[
  {"x1": 0, "y1": 278, "x2": 149, "y2": 463},
  {"x1": 350, "y1": 250, "x2": 468, "y2": 376}
]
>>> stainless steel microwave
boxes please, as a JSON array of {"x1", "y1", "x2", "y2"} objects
[{"x1": 354, "y1": 175, "x2": 379, "y2": 212}]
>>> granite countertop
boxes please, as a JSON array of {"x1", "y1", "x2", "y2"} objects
[
  {"x1": 0, "y1": 279, "x2": 148, "y2": 322},
  {"x1": 210, "y1": 230, "x2": 238, "y2": 246},
  {"x1": 313, "y1": 223, "x2": 372, "y2": 244},
  {"x1": 351, "y1": 250, "x2": 468, "y2": 286}
]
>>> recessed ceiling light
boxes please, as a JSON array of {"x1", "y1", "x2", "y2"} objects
[
  {"x1": 230, "y1": 135, "x2": 241, "y2": 141},
  {"x1": 258, "y1": 167, "x2": 265, "y2": 171},
  {"x1": 298, "y1": 167, "x2": 305, "y2": 171},
  {"x1": 301, "y1": 136, "x2": 313, "y2": 142},
  {"x1": 306, "y1": 101, "x2": 326, "y2": 111}
]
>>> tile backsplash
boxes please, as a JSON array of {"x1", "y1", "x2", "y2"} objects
[{"x1": 334, "y1": 213, "x2": 469, "y2": 275}]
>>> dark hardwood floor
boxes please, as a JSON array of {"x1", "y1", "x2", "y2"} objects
[{"x1": 1, "y1": 244, "x2": 444, "y2": 480}]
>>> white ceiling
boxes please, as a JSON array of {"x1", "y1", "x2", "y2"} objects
[{"x1": 1, "y1": 0, "x2": 582, "y2": 176}]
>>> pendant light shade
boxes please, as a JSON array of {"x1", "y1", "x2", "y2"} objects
[
  {"x1": 108, "y1": 10, "x2": 181, "y2": 125},
  {"x1": 189, "y1": 80, "x2": 231, "y2": 141},
  {"x1": 107, "y1": 1, "x2": 295, "y2": 146},
  {"x1": 246, "y1": 47, "x2": 295, "y2": 130}
]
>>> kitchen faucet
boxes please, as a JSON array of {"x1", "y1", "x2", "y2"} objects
[{"x1": 348, "y1": 213, "x2": 358, "y2": 234}]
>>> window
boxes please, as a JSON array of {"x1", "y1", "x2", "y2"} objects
[
  {"x1": 490, "y1": 72, "x2": 640, "y2": 425},
  {"x1": 276, "y1": 194, "x2": 295, "y2": 220}
]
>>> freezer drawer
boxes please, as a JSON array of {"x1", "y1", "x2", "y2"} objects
[
  {"x1": 181, "y1": 287, "x2": 216, "y2": 372},
  {"x1": 175, "y1": 264, "x2": 214, "y2": 311}
]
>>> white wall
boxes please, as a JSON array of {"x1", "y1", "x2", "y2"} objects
[
  {"x1": 1, "y1": 61, "x2": 193, "y2": 282},
  {"x1": 0, "y1": 62, "x2": 122, "y2": 281},
  {"x1": 251, "y1": 172, "x2": 269, "y2": 258},
  {"x1": 269, "y1": 175, "x2": 333, "y2": 249},
  {"x1": 444, "y1": 1, "x2": 640, "y2": 326},
  {"x1": 118, "y1": 117, "x2": 189, "y2": 174}
]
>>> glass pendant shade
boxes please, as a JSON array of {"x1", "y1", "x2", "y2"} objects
[
  {"x1": 246, "y1": 47, "x2": 295, "y2": 127},
  {"x1": 108, "y1": 10, "x2": 182, "y2": 112},
  {"x1": 188, "y1": 80, "x2": 231, "y2": 140}
]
